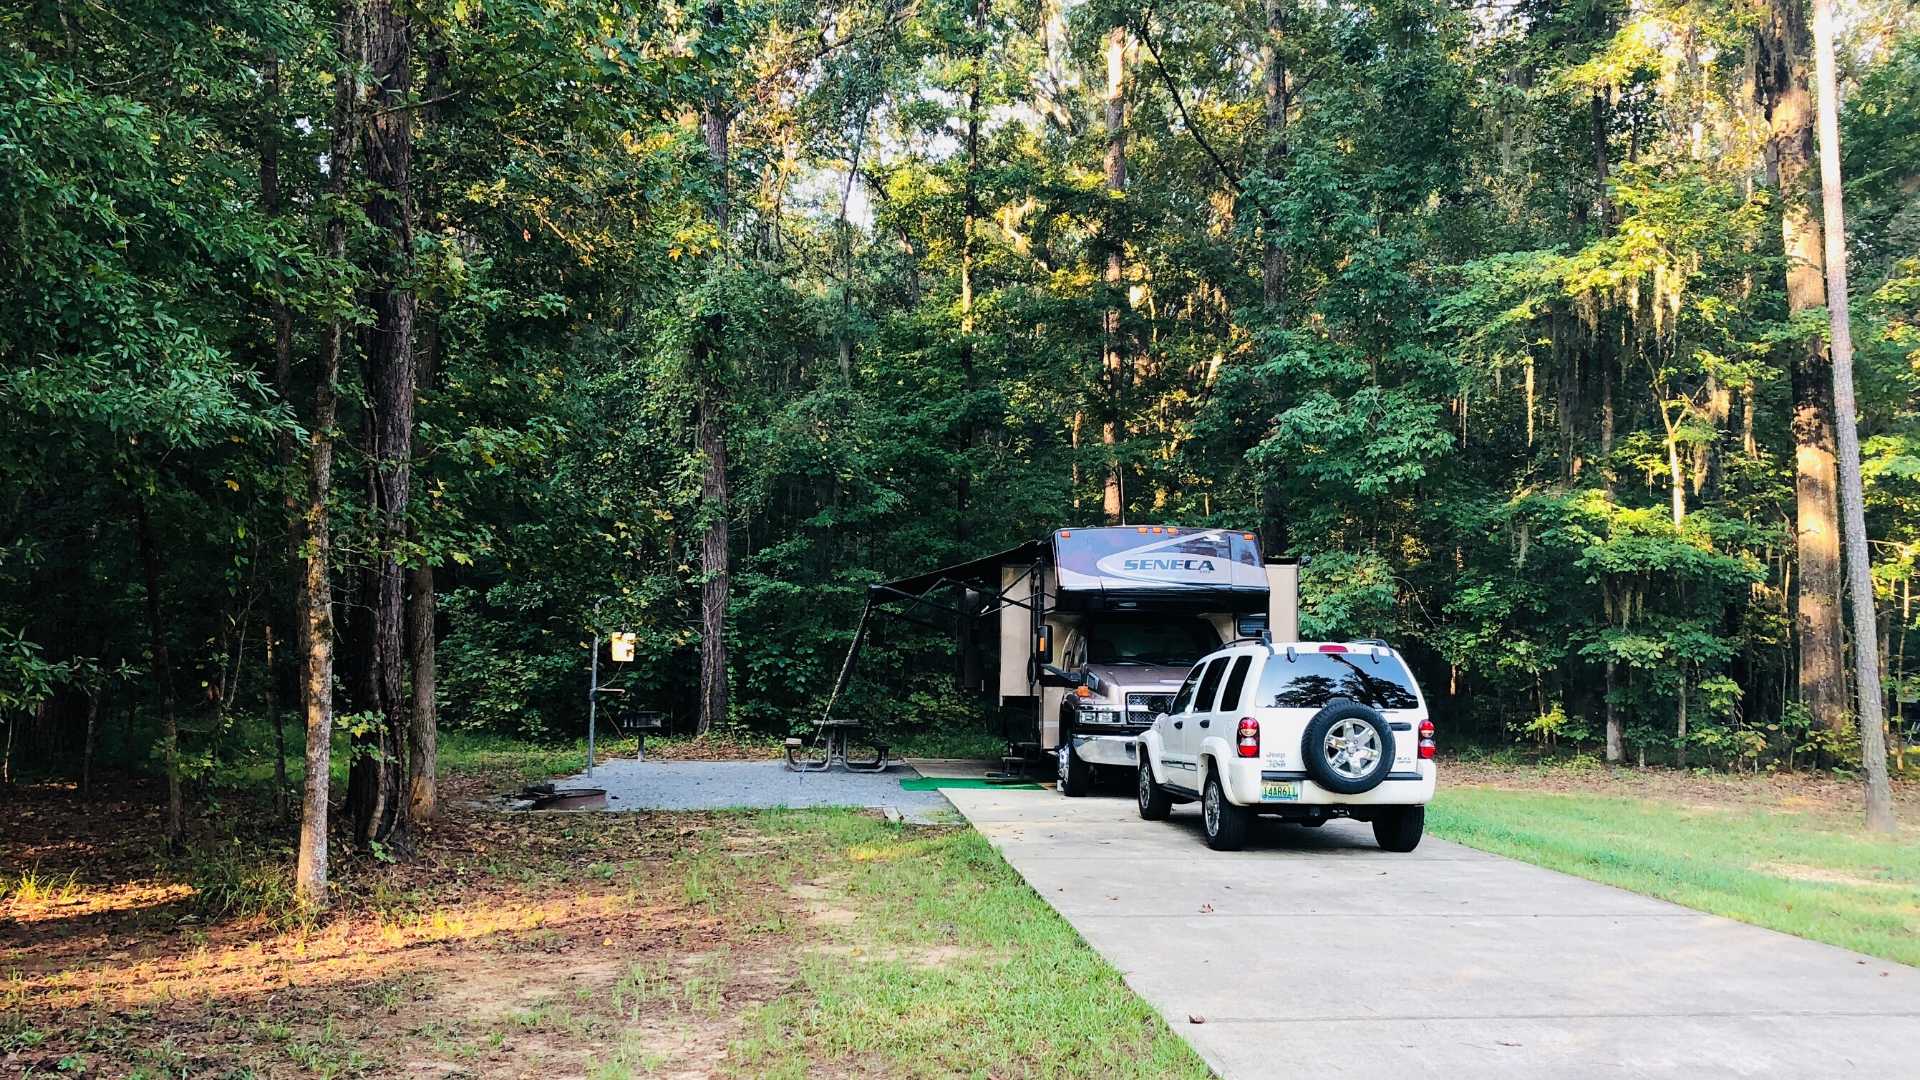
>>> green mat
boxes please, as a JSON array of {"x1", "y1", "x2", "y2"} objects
[{"x1": 899, "y1": 776, "x2": 1043, "y2": 791}]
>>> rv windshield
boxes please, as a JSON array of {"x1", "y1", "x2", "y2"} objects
[{"x1": 1085, "y1": 618, "x2": 1220, "y2": 667}]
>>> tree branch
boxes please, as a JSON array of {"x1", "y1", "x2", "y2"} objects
[{"x1": 1133, "y1": 11, "x2": 1240, "y2": 190}]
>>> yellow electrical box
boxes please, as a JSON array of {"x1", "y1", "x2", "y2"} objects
[{"x1": 609, "y1": 632, "x2": 636, "y2": 662}]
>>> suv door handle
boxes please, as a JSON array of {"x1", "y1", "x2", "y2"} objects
[
  {"x1": 1172, "y1": 720, "x2": 1184, "y2": 729},
  {"x1": 1198, "y1": 719, "x2": 1211, "y2": 729}
]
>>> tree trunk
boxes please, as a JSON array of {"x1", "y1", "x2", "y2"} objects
[
  {"x1": 1101, "y1": 25, "x2": 1126, "y2": 525},
  {"x1": 1591, "y1": 89, "x2": 1613, "y2": 229},
  {"x1": 347, "y1": 0, "x2": 415, "y2": 847},
  {"x1": 1757, "y1": 0, "x2": 1846, "y2": 738},
  {"x1": 406, "y1": 562, "x2": 437, "y2": 820},
  {"x1": 1666, "y1": 428, "x2": 1686, "y2": 526},
  {"x1": 80, "y1": 688, "x2": 100, "y2": 798},
  {"x1": 406, "y1": 319, "x2": 439, "y2": 823},
  {"x1": 695, "y1": 33, "x2": 732, "y2": 736},
  {"x1": 134, "y1": 498, "x2": 184, "y2": 850},
  {"x1": 1260, "y1": 0, "x2": 1288, "y2": 309},
  {"x1": 956, "y1": 0, "x2": 985, "y2": 538},
  {"x1": 1675, "y1": 668, "x2": 1689, "y2": 769},
  {"x1": 296, "y1": 0, "x2": 364, "y2": 910},
  {"x1": 1808, "y1": 0, "x2": 1895, "y2": 832},
  {"x1": 1604, "y1": 660, "x2": 1622, "y2": 764},
  {"x1": 262, "y1": 45, "x2": 311, "y2": 797},
  {"x1": 267, "y1": 624, "x2": 289, "y2": 819},
  {"x1": 404, "y1": 37, "x2": 449, "y2": 825},
  {"x1": 1599, "y1": 333, "x2": 1615, "y2": 497}
]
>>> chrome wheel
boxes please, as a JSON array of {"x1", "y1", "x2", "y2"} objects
[
  {"x1": 1203, "y1": 782, "x2": 1221, "y2": 835},
  {"x1": 1137, "y1": 761, "x2": 1152, "y2": 809},
  {"x1": 1057, "y1": 743, "x2": 1070, "y2": 786},
  {"x1": 1323, "y1": 717, "x2": 1382, "y2": 780}
]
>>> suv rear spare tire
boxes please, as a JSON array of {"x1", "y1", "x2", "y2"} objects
[{"x1": 1300, "y1": 700, "x2": 1395, "y2": 794}]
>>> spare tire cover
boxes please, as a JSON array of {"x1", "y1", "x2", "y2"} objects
[{"x1": 1299, "y1": 699, "x2": 1395, "y2": 795}]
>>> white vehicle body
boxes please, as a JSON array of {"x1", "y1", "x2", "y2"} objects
[{"x1": 1137, "y1": 640, "x2": 1436, "y2": 850}]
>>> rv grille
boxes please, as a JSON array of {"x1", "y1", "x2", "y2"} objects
[{"x1": 1127, "y1": 692, "x2": 1175, "y2": 718}]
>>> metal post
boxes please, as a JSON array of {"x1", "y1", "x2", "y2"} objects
[
  {"x1": 587, "y1": 595, "x2": 604, "y2": 778},
  {"x1": 587, "y1": 631, "x2": 599, "y2": 777}
]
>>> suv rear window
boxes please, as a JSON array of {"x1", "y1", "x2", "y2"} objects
[{"x1": 1256, "y1": 652, "x2": 1420, "y2": 711}]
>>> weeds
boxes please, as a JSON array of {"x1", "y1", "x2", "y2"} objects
[{"x1": 0, "y1": 865, "x2": 80, "y2": 905}]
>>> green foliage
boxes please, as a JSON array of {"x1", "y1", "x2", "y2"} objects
[{"x1": 2, "y1": 0, "x2": 1916, "y2": 793}]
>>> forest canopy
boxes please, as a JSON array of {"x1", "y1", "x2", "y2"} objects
[{"x1": 2, "y1": 0, "x2": 1917, "y2": 854}]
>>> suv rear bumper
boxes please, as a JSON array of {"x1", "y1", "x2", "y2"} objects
[{"x1": 1226, "y1": 761, "x2": 1434, "y2": 806}]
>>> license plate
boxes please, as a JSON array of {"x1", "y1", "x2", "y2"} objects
[{"x1": 1262, "y1": 780, "x2": 1300, "y2": 802}]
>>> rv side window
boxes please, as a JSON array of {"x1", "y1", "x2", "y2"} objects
[
  {"x1": 1192, "y1": 658, "x2": 1230, "y2": 713},
  {"x1": 1219, "y1": 655, "x2": 1253, "y2": 712},
  {"x1": 1167, "y1": 667, "x2": 1203, "y2": 715}
]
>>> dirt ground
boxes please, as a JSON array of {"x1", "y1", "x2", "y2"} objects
[
  {"x1": 0, "y1": 770, "x2": 874, "y2": 1078},
  {"x1": 8, "y1": 757, "x2": 1914, "y2": 1077}
]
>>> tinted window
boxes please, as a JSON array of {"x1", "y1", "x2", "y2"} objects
[
  {"x1": 1256, "y1": 652, "x2": 1420, "y2": 711},
  {"x1": 1085, "y1": 618, "x2": 1220, "y2": 666},
  {"x1": 1191, "y1": 658, "x2": 1230, "y2": 713},
  {"x1": 1219, "y1": 655, "x2": 1253, "y2": 712},
  {"x1": 1167, "y1": 666, "x2": 1203, "y2": 715}
]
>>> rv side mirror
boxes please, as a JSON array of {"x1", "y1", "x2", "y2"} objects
[
  {"x1": 1038, "y1": 665, "x2": 1084, "y2": 689},
  {"x1": 1035, "y1": 625, "x2": 1053, "y2": 664}
]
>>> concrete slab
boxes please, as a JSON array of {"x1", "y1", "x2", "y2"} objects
[
  {"x1": 943, "y1": 787, "x2": 1920, "y2": 1079},
  {"x1": 553, "y1": 759, "x2": 957, "y2": 823}
]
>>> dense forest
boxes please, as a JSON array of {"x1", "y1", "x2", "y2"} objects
[{"x1": 3, "y1": 0, "x2": 1916, "y2": 891}]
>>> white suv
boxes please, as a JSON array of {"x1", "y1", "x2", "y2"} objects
[{"x1": 1136, "y1": 640, "x2": 1436, "y2": 851}]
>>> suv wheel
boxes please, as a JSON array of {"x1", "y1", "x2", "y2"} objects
[
  {"x1": 1137, "y1": 756, "x2": 1171, "y2": 820},
  {"x1": 1200, "y1": 769, "x2": 1250, "y2": 851},
  {"x1": 1057, "y1": 742, "x2": 1091, "y2": 797},
  {"x1": 1372, "y1": 805, "x2": 1425, "y2": 852}
]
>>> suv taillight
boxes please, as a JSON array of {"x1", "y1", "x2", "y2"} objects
[
  {"x1": 1236, "y1": 717, "x2": 1260, "y2": 758},
  {"x1": 1418, "y1": 719, "x2": 1436, "y2": 760}
]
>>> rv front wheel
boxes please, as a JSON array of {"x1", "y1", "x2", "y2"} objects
[{"x1": 1057, "y1": 742, "x2": 1091, "y2": 797}]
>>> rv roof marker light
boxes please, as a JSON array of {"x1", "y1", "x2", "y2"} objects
[
  {"x1": 1319, "y1": 644, "x2": 1349, "y2": 653},
  {"x1": 1242, "y1": 532, "x2": 1256, "y2": 540},
  {"x1": 1059, "y1": 530, "x2": 1071, "y2": 538},
  {"x1": 1138, "y1": 526, "x2": 1149, "y2": 533},
  {"x1": 1151, "y1": 526, "x2": 1164, "y2": 534},
  {"x1": 1075, "y1": 685, "x2": 1093, "y2": 699}
]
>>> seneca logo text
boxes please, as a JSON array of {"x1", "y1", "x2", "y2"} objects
[{"x1": 1121, "y1": 557, "x2": 1216, "y2": 572}]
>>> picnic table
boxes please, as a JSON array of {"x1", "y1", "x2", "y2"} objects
[{"x1": 784, "y1": 717, "x2": 892, "y2": 773}]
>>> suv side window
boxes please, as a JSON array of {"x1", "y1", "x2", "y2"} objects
[
  {"x1": 1192, "y1": 657, "x2": 1230, "y2": 713},
  {"x1": 1219, "y1": 654, "x2": 1254, "y2": 712},
  {"x1": 1167, "y1": 664, "x2": 1204, "y2": 715}
]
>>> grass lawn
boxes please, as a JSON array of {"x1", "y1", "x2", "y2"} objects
[
  {"x1": 2, "y1": 761, "x2": 1204, "y2": 1078},
  {"x1": 1428, "y1": 763, "x2": 1920, "y2": 967}
]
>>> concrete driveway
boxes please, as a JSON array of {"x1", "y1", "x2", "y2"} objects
[{"x1": 941, "y1": 787, "x2": 1920, "y2": 1079}]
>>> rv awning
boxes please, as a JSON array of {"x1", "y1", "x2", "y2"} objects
[{"x1": 871, "y1": 539, "x2": 1045, "y2": 599}]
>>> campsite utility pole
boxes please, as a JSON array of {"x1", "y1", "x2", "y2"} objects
[{"x1": 1809, "y1": 0, "x2": 1895, "y2": 832}]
